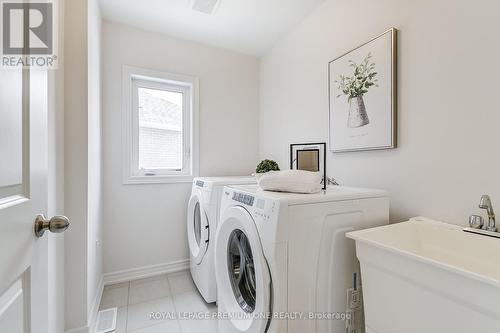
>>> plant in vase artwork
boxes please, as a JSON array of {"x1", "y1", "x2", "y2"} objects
[{"x1": 335, "y1": 53, "x2": 378, "y2": 128}]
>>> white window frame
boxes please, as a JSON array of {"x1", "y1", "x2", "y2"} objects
[{"x1": 122, "y1": 66, "x2": 199, "y2": 184}]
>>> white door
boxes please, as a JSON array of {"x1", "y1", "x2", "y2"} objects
[{"x1": 0, "y1": 67, "x2": 68, "y2": 332}]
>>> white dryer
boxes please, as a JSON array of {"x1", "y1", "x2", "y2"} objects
[
  {"x1": 187, "y1": 177, "x2": 256, "y2": 303},
  {"x1": 215, "y1": 185, "x2": 389, "y2": 333}
]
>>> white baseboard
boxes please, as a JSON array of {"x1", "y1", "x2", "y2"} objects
[{"x1": 103, "y1": 259, "x2": 189, "y2": 286}]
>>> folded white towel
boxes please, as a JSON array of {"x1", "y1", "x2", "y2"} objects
[{"x1": 256, "y1": 170, "x2": 322, "y2": 194}]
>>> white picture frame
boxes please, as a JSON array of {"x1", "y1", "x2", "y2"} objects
[{"x1": 329, "y1": 28, "x2": 397, "y2": 152}]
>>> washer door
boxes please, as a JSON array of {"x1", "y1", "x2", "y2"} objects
[
  {"x1": 187, "y1": 190, "x2": 210, "y2": 264},
  {"x1": 216, "y1": 206, "x2": 271, "y2": 333}
]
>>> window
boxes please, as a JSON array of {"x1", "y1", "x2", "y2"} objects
[{"x1": 123, "y1": 66, "x2": 199, "y2": 184}]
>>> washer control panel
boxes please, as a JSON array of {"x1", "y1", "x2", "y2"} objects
[
  {"x1": 232, "y1": 192, "x2": 254, "y2": 206},
  {"x1": 225, "y1": 189, "x2": 278, "y2": 223},
  {"x1": 254, "y1": 199, "x2": 277, "y2": 222}
]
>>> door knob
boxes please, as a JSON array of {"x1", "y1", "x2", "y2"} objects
[{"x1": 34, "y1": 214, "x2": 70, "y2": 238}]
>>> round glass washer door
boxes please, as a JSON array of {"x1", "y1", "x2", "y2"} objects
[
  {"x1": 193, "y1": 202, "x2": 202, "y2": 246},
  {"x1": 227, "y1": 229, "x2": 256, "y2": 313},
  {"x1": 187, "y1": 191, "x2": 209, "y2": 264},
  {"x1": 215, "y1": 205, "x2": 271, "y2": 333}
]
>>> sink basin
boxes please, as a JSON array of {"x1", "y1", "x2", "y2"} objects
[{"x1": 347, "y1": 217, "x2": 500, "y2": 333}]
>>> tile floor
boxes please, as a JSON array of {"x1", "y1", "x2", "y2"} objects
[{"x1": 99, "y1": 271, "x2": 218, "y2": 333}]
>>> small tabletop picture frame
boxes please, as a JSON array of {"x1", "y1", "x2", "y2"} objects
[{"x1": 290, "y1": 142, "x2": 326, "y2": 190}]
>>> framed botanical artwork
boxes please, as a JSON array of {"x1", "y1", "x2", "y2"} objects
[{"x1": 329, "y1": 28, "x2": 397, "y2": 152}]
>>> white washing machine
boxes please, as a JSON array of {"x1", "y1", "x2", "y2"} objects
[
  {"x1": 215, "y1": 185, "x2": 389, "y2": 333},
  {"x1": 187, "y1": 177, "x2": 256, "y2": 303}
]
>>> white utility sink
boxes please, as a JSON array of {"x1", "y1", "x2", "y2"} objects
[{"x1": 347, "y1": 217, "x2": 500, "y2": 333}]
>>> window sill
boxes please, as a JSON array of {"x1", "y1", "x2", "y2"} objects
[{"x1": 123, "y1": 175, "x2": 195, "y2": 185}]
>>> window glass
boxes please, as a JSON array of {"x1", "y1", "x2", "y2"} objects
[{"x1": 138, "y1": 87, "x2": 183, "y2": 171}]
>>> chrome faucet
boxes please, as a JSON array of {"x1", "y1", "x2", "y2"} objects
[
  {"x1": 479, "y1": 195, "x2": 496, "y2": 232},
  {"x1": 464, "y1": 195, "x2": 500, "y2": 239}
]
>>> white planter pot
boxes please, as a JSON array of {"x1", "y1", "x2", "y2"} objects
[{"x1": 348, "y1": 96, "x2": 369, "y2": 128}]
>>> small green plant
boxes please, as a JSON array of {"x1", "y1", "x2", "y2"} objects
[
  {"x1": 256, "y1": 159, "x2": 280, "y2": 173},
  {"x1": 335, "y1": 53, "x2": 378, "y2": 102}
]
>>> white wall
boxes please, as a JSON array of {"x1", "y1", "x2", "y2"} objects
[
  {"x1": 260, "y1": 0, "x2": 500, "y2": 223},
  {"x1": 102, "y1": 21, "x2": 259, "y2": 274},
  {"x1": 64, "y1": 0, "x2": 103, "y2": 331}
]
